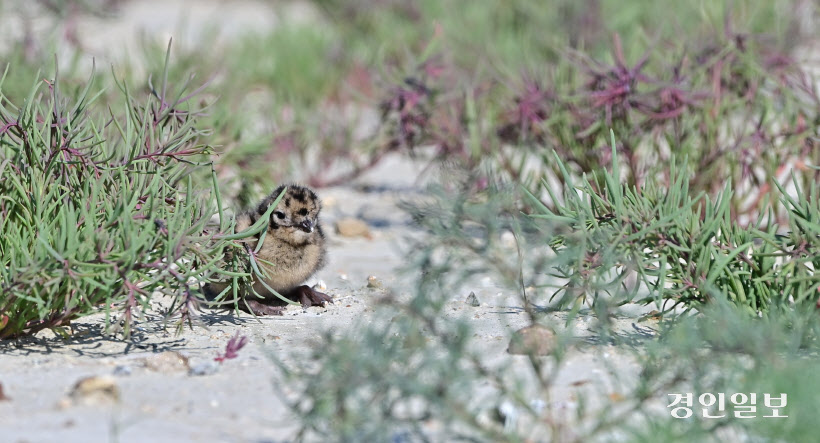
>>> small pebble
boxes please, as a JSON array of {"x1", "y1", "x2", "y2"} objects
[
  {"x1": 112, "y1": 365, "x2": 132, "y2": 376},
  {"x1": 56, "y1": 398, "x2": 72, "y2": 409},
  {"x1": 322, "y1": 196, "x2": 337, "y2": 208},
  {"x1": 530, "y1": 399, "x2": 546, "y2": 414},
  {"x1": 500, "y1": 230, "x2": 517, "y2": 248},
  {"x1": 189, "y1": 362, "x2": 219, "y2": 376},
  {"x1": 366, "y1": 275, "x2": 383, "y2": 290},
  {"x1": 144, "y1": 351, "x2": 190, "y2": 373},
  {"x1": 335, "y1": 217, "x2": 371, "y2": 238},
  {"x1": 507, "y1": 325, "x2": 557, "y2": 356},
  {"x1": 497, "y1": 400, "x2": 518, "y2": 431},
  {"x1": 391, "y1": 431, "x2": 413, "y2": 443},
  {"x1": 68, "y1": 376, "x2": 120, "y2": 406},
  {"x1": 465, "y1": 291, "x2": 480, "y2": 307}
]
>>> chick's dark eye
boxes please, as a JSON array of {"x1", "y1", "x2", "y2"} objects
[
  {"x1": 298, "y1": 208, "x2": 308, "y2": 216},
  {"x1": 274, "y1": 211, "x2": 285, "y2": 219}
]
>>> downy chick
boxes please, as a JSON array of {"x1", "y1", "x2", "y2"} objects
[{"x1": 204, "y1": 184, "x2": 332, "y2": 315}]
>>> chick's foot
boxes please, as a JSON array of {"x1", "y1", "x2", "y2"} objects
[
  {"x1": 289, "y1": 285, "x2": 333, "y2": 308},
  {"x1": 242, "y1": 299, "x2": 285, "y2": 316}
]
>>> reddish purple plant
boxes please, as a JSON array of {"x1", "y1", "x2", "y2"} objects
[
  {"x1": 304, "y1": 64, "x2": 441, "y2": 187},
  {"x1": 380, "y1": 76, "x2": 433, "y2": 150},
  {"x1": 215, "y1": 332, "x2": 249, "y2": 363},
  {"x1": 497, "y1": 79, "x2": 553, "y2": 142},
  {"x1": 579, "y1": 34, "x2": 652, "y2": 126}
]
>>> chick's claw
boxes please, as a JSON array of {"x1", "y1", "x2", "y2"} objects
[
  {"x1": 290, "y1": 285, "x2": 333, "y2": 308},
  {"x1": 242, "y1": 299, "x2": 285, "y2": 316}
]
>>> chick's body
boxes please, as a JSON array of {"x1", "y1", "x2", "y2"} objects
[{"x1": 206, "y1": 184, "x2": 331, "y2": 315}]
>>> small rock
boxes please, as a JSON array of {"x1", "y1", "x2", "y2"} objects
[
  {"x1": 465, "y1": 291, "x2": 480, "y2": 307},
  {"x1": 609, "y1": 392, "x2": 626, "y2": 402},
  {"x1": 144, "y1": 351, "x2": 190, "y2": 373},
  {"x1": 496, "y1": 400, "x2": 518, "y2": 431},
  {"x1": 0, "y1": 382, "x2": 10, "y2": 401},
  {"x1": 530, "y1": 399, "x2": 546, "y2": 414},
  {"x1": 335, "y1": 217, "x2": 371, "y2": 238},
  {"x1": 391, "y1": 430, "x2": 413, "y2": 443},
  {"x1": 189, "y1": 361, "x2": 219, "y2": 376},
  {"x1": 112, "y1": 365, "x2": 132, "y2": 376},
  {"x1": 507, "y1": 325, "x2": 556, "y2": 356},
  {"x1": 322, "y1": 196, "x2": 337, "y2": 208},
  {"x1": 312, "y1": 280, "x2": 327, "y2": 291},
  {"x1": 500, "y1": 230, "x2": 517, "y2": 248},
  {"x1": 68, "y1": 376, "x2": 120, "y2": 405},
  {"x1": 56, "y1": 397, "x2": 72, "y2": 410},
  {"x1": 366, "y1": 275, "x2": 383, "y2": 290}
]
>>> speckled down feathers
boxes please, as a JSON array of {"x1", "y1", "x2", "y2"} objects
[{"x1": 205, "y1": 184, "x2": 327, "y2": 300}]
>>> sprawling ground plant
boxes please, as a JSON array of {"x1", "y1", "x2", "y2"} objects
[
  {"x1": 0, "y1": 56, "x2": 212, "y2": 338},
  {"x1": 526, "y1": 133, "x2": 820, "y2": 315},
  {"x1": 0, "y1": 48, "x2": 290, "y2": 338}
]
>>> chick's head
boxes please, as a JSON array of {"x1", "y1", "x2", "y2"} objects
[{"x1": 262, "y1": 185, "x2": 322, "y2": 244}]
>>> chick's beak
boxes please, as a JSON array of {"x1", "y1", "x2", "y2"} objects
[{"x1": 299, "y1": 219, "x2": 314, "y2": 233}]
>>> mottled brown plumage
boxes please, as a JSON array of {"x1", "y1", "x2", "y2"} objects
[{"x1": 204, "y1": 184, "x2": 332, "y2": 315}]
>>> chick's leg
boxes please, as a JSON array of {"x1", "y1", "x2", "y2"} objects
[
  {"x1": 241, "y1": 299, "x2": 285, "y2": 316},
  {"x1": 288, "y1": 285, "x2": 333, "y2": 308},
  {"x1": 203, "y1": 282, "x2": 285, "y2": 316}
]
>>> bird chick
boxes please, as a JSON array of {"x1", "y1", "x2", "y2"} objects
[{"x1": 204, "y1": 184, "x2": 332, "y2": 315}]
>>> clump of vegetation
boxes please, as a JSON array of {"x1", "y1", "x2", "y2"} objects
[
  {"x1": 0, "y1": 46, "x2": 292, "y2": 339},
  {"x1": 0, "y1": 52, "x2": 213, "y2": 338},
  {"x1": 526, "y1": 133, "x2": 820, "y2": 316}
]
